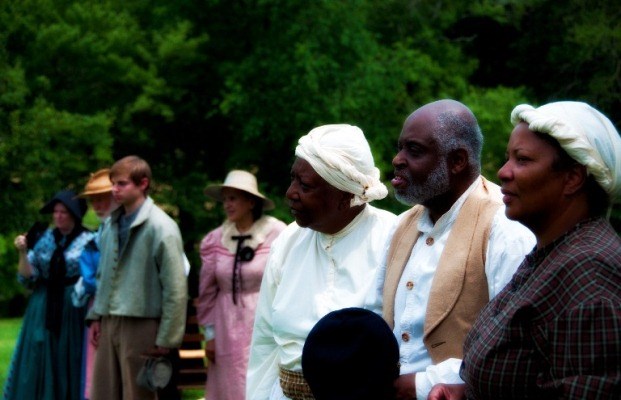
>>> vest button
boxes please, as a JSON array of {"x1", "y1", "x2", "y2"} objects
[
  {"x1": 401, "y1": 332, "x2": 410, "y2": 342},
  {"x1": 426, "y1": 237, "x2": 434, "y2": 246},
  {"x1": 406, "y1": 281, "x2": 414, "y2": 290}
]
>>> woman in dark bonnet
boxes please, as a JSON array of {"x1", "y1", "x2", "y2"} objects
[{"x1": 4, "y1": 190, "x2": 94, "y2": 400}]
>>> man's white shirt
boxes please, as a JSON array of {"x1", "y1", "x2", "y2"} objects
[{"x1": 367, "y1": 178, "x2": 536, "y2": 400}]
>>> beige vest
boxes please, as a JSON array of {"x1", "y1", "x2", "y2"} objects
[{"x1": 382, "y1": 177, "x2": 502, "y2": 363}]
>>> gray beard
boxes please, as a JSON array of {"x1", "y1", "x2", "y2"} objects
[{"x1": 395, "y1": 163, "x2": 450, "y2": 206}]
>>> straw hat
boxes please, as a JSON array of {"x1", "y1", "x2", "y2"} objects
[
  {"x1": 78, "y1": 168, "x2": 113, "y2": 197},
  {"x1": 204, "y1": 170, "x2": 275, "y2": 210}
]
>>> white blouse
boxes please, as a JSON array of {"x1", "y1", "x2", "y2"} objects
[{"x1": 246, "y1": 204, "x2": 397, "y2": 400}]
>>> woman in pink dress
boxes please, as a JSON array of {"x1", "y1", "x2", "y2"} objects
[{"x1": 197, "y1": 170, "x2": 286, "y2": 400}]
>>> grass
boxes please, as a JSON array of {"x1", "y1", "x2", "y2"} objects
[
  {"x1": 181, "y1": 388, "x2": 204, "y2": 400},
  {"x1": 0, "y1": 318, "x2": 22, "y2": 395},
  {"x1": 0, "y1": 318, "x2": 204, "y2": 399}
]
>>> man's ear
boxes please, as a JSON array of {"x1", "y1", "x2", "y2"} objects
[
  {"x1": 139, "y1": 177, "x2": 150, "y2": 192},
  {"x1": 563, "y1": 163, "x2": 587, "y2": 196},
  {"x1": 448, "y1": 148, "x2": 468, "y2": 174}
]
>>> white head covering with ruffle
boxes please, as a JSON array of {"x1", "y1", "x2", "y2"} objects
[
  {"x1": 295, "y1": 124, "x2": 388, "y2": 206},
  {"x1": 511, "y1": 101, "x2": 621, "y2": 202}
]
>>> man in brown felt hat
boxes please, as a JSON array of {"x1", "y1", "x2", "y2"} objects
[
  {"x1": 72, "y1": 168, "x2": 119, "y2": 400},
  {"x1": 73, "y1": 168, "x2": 119, "y2": 304}
]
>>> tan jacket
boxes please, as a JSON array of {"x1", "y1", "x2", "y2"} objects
[{"x1": 382, "y1": 177, "x2": 502, "y2": 363}]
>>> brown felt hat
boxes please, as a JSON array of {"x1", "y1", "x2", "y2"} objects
[{"x1": 78, "y1": 168, "x2": 112, "y2": 198}]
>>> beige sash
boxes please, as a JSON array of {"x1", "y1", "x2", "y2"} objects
[{"x1": 382, "y1": 177, "x2": 502, "y2": 362}]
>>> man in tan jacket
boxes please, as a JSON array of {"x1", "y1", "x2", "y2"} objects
[{"x1": 366, "y1": 99, "x2": 535, "y2": 400}]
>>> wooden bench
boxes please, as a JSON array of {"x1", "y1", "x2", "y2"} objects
[{"x1": 176, "y1": 298, "x2": 208, "y2": 392}]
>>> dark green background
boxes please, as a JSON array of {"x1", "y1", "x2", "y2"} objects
[{"x1": 2, "y1": 0, "x2": 620, "y2": 315}]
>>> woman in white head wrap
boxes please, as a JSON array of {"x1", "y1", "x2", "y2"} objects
[
  {"x1": 247, "y1": 124, "x2": 397, "y2": 400},
  {"x1": 429, "y1": 101, "x2": 621, "y2": 400},
  {"x1": 295, "y1": 124, "x2": 388, "y2": 206},
  {"x1": 510, "y1": 101, "x2": 621, "y2": 208}
]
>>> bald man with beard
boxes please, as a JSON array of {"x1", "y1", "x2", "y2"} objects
[{"x1": 366, "y1": 99, "x2": 535, "y2": 400}]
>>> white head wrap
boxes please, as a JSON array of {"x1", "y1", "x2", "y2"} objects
[
  {"x1": 511, "y1": 101, "x2": 621, "y2": 202},
  {"x1": 295, "y1": 124, "x2": 388, "y2": 206}
]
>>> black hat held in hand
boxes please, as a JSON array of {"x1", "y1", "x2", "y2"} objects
[{"x1": 302, "y1": 307, "x2": 400, "y2": 400}]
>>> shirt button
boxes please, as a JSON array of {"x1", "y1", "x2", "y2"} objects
[
  {"x1": 426, "y1": 237, "x2": 434, "y2": 246},
  {"x1": 406, "y1": 281, "x2": 414, "y2": 290},
  {"x1": 401, "y1": 332, "x2": 410, "y2": 342}
]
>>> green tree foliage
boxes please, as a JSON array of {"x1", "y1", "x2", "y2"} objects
[
  {"x1": 463, "y1": 86, "x2": 530, "y2": 179},
  {"x1": 1, "y1": 0, "x2": 620, "y2": 311},
  {"x1": 0, "y1": 88, "x2": 112, "y2": 307},
  {"x1": 507, "y1": 0, "x2": 621, "y2": 125},
  {"x1": 213, "y1": 0, "x2": 479, "y2": 195}
]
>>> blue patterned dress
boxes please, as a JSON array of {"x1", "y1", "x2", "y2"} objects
[{"x1": 3, "y1": 227, "x2": 94, "y2": 400}]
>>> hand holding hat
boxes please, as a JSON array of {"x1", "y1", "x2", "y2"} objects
[{"x1": 136, "y1": 357, "x2": 173, "y2": 392}]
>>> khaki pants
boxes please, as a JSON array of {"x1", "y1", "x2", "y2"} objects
[{"x1": 91, "y1": 316, "x2": 159, "y2": 400}]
